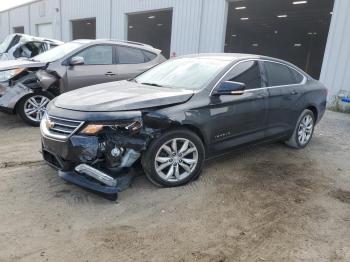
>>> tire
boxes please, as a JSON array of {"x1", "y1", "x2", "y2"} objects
[
  {"x1": 17, "y1": 91, "x2": 54, "y2": 126},
  {"x1": 285, "y1": 109, "x2": 315, "y2": 149},
  {"x1": 141, "y1": 128, "x2": 205, "y2": 187}
]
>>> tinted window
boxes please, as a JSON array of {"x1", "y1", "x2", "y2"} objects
[
  {"x1": 143, "y1": 50, "x2": 157, "y2": 62},
  {"x1": 117, "y1": 46, "x2": 145, "y2": 64},
  {"x1": 76, "y1": 45, "x2": 113, "y2": 65},
  {"x1": 290, "y1": 68, "x2": 304, "y2": 83},
  {"x1": 224, "y1": 60, "x2": 262, "y2": 90},
  {"x1": 264, "y1": 61, "x2": 303, "y2": 86}
]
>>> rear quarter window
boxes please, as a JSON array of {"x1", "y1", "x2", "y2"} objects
[
  {"x1": 117, "y1": 46, "x2": 146, "y2": 64},
  {"x1": 143, "y1": 50, "x2": 157, "y2": 62},
  {"x1": 264, "y1": 61, "x2": 304, "y2": 86},
  {"x1": 290, "y1": 68, "x2": 304, "y2": 83}
]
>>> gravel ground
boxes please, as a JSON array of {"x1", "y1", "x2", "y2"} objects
[{"x1": 0, "y1": 111, "x2": 349, "y2": 262}]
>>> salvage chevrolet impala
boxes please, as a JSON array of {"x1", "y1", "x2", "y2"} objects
[{"x1": 40, "y1": 54, "x2": 327, "y2": 199}]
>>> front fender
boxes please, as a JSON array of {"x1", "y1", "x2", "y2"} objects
[
  {"x1": 36, "y1": 70, "x2": 58, "y2": 90},
  {"x1": 0, "y1": 82, "x2": 33, "y2": 111}
]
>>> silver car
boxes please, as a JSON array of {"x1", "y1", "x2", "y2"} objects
[
  {"x1": 0, "y1": 39, "x2": 166, "y2": 125},
  {"x1": 0, "y1": 34, "x2": 63, "y2": 61}
]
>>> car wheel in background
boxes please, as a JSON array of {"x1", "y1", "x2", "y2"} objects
[
  {"x1": 285, "y1": 109, "x2": 315, "y2": 149},
  {"x1": 17, "y1": 91, "x2": 54, "y2": 126},
  {"x1": 142, "y1": 128, "x2": 205, "y2": 187}
]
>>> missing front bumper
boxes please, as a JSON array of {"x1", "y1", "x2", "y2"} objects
[
  {"x1": 42, "y1": 143, "x2": 139, "y2": 200},
  {"x1": 58, "y1": 170, "x2": 134, "y2": 201}
]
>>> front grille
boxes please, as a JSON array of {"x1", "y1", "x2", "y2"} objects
[{"x1": 46, "y1": 115, "x2": 84, "y2": 139}]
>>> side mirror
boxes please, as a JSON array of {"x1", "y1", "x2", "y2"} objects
[
  {"x1": 70, "y1": 56, "x2": 84, "y2": 66},
  {"x1": 212, "y1": 81, "x2": 246, "y2": 96}
]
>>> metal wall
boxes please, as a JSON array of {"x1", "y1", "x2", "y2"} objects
[
  {"x1": 29, "y1": 0, "x2": 61, "y2": 39},
  {"x1": 0, "y1": 0, "x2": 61, "y2": 39},
  {"x1": 319, "y1": 0, "x2": 350, "y2": 105},
  {"x1": 60, "y1": 0, "x2": 111, "y2": 41},
  {"x1": 8, "y1": 5, "x2": 30, "y2": 34},
  {"x1": 199, "y1": 0, "x2": 227, "y2": 53},
  {"x1": 0, "y1": 12, "x2": 10, "y2": 38},
  {"x1": 0, "y1": 0, "x2": 227, "y2": 55},
  {"x1": 111, "y1": 0, "x2": 226, "y2": 55}
]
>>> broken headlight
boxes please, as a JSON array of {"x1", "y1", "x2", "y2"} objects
[
  {"x1": 80, "y1": 121, "x2": 142, "y2": 135},
  {"x1": 0, "y1": 68, "x2": 25, "y2": 82}
]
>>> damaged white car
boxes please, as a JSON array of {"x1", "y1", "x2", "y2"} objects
[{"x1": 0, "y1": 34, "x2": 63, "y2": 61}]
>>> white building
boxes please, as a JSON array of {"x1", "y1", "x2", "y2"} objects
[{"x1": 0, "y1": 0, "x2": 349, "y2": 107}]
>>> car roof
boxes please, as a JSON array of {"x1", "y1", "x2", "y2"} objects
[
  {"x1": 13, "y1": 33, "x2": 63, "y2": 45},
  {"x1": 181, "y1": 53, "x2": 306, "y2": 73},
  {"x1": 71, "y1": 39, "x2": 161, "y2": 53},
  {"x1": 182, "y1": 53, "x2": 287, "y2": 62}
]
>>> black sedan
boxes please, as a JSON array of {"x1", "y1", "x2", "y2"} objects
[{"x1": 40, "y1": 54, "x2": 327, "y2": 199}]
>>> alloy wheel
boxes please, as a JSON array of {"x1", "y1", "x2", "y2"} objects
[
  {"x1": 297, "y1": 114, "x2": 314, "y2": 145},
  {"x1": 154, "y1": 138, "x2": 198, "y2": 182},
  {"x1": 23, "y1": 95, "x2": 51, "y2": 123}
]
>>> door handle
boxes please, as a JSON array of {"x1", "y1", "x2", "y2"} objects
[
  {"x1": 291, "y1": 90, "x2": 298, "y2": 95},
  {"x1": 105, "y1": 72, "x2": 116, "y2": 76}
]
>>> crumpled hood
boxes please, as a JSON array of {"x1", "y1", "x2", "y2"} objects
[
  {"x1": 54, "y1": 80, "x2": 194, "y2": 112},
  {"x1": 0, "y1": 59, "x2": 47, "y2": 71}
]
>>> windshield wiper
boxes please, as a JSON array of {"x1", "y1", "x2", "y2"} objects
[{"x1": 141, "y1": 82, "x2": 163, "y2": 87}]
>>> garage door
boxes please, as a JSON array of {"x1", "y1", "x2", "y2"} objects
[
  {"x1": 71, "y1": 18, "x2": 96, "y2": 40},
  {"x1": 224, "y1": 0, "x2": 335, "y2": 79},
  {"x1": 128, "y1": 9, "x2": 173, "y2": 58},
  {"x1": 37, "y1": 23, "x2": 53, "y2": 39}
]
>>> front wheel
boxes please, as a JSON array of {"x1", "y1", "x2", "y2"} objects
[
  {"x1": 142, "y1": 128, "x2": 205, "y2": 187},
  {"x1": 285, "y1": 109, "x2": 315, "y2": 149},
  {"x1": 17, "y1": 92, "x2": 53, "y2": 126}
]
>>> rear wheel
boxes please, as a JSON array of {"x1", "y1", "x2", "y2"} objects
[
  {"x1": 17, "y1": 92, "x2": 53, "y2": 126},
  {"x1": 142, "y1": 128, "x2": 205, "y2": 187},
  {"x1": 285, "y1": 109, "x2": 315, "y2": 149}
]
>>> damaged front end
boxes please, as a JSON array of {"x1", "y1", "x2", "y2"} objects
[
  {"x1": 0, "y1": 68, "x2": 38, "y2": 112},
  {"x1": 40, "y1": 113, "x2": 162, "y2": 200},
  {"x1": 0, "y1": 62, "x2": 58, "y2": 113}
]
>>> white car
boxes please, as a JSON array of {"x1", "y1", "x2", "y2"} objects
[{"x1": 0, "y1": 34, "x2": 63, "y2": 61}]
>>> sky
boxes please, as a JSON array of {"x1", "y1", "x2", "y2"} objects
[{"x1": 0, "y1": 0, "x2": 36, "y2": 12}]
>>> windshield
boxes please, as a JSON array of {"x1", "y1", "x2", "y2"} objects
[
  {"x1": 135, "y1": 57, "x2": 232, "y2": 90},
  {"x1": 0, "y1": 35, "x2": 14, "y2": 53},
  {"x1": 33, "y1": 42, "x2": 83, "y2": 62}
]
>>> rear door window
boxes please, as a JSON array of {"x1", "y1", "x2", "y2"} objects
[
  {"x1": 117, "y1": 46, "x2": 146, "y2": 64},
  {"x1": 264, "y1": 61, "x2": 304, "y2": 86},
  {"x1": 224, "y1": 60, "x2": 262, "y2": 90}
]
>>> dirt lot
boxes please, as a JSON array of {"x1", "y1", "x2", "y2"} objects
[{"x1": 0, "y1": 111, "x2": 350, "y2": 262}]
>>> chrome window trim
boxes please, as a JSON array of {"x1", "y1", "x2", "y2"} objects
[
  {"x1": 209, "y1": 58, "x2": 307, "y2": 96},
  {"x1": 261, "y1": 59, "x2": 307, "y2": 87}
]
